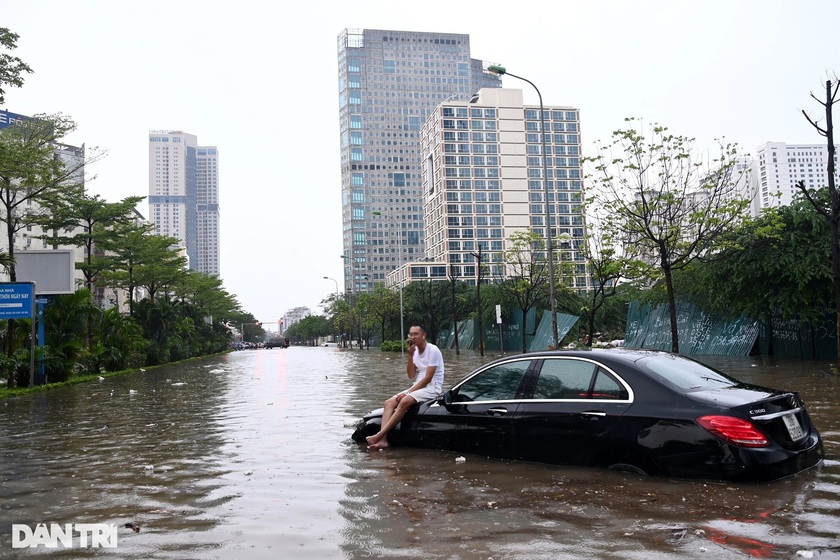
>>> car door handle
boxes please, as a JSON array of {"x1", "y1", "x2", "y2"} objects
[
  {"x1": 486, "y1": 407, "x2": 508, "y2": 416},
  {"x1": 581, "y1": 411, "x2": 607, "y2": 418}
]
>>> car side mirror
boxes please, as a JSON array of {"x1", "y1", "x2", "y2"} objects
[{"x1": 441, "y1": 390, "x2": 454, "y2": 406}]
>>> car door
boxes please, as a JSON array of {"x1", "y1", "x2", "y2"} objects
[
  {"x1": 426, "y1": 358, "x2": 534, "y2": 458},
  {"x1": 512, "y1": 357, "x2": 633, "y2": 465}
]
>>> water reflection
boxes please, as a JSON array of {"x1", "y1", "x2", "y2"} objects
[{"x1": 0, "y1": 348, "x2": 836, "y2": 559}]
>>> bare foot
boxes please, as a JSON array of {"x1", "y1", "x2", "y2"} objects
[
  {"x1": 368, "y1": 439, "x2": 389, "y2": 450},
  {"x1": 366, "y1": 433, "x2": 383, "y2": 446}
]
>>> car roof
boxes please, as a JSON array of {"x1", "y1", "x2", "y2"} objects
[{"x1": 490, "y1": 348, "x2": 671, "y2": 365}]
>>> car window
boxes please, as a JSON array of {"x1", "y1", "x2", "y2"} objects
[
  {"x1": 591, "y1": 367, "x2": 628, "y2": 400},
  {"x1": 640, "y1": 355, "x2": 738, "y2": 390},
  {"x1": 455, "y1": 360, "x2": 531, "y2": 402},
  {"x1": 533, "y1": 359, "x2": 597, "y2": 400}
]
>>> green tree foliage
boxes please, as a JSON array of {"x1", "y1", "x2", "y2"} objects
[
  {"x1": 43, "y1": 290, "x2": 93, "y2": 381},
  {"x1": 495, "y1": 229, "x2": 554, "y2": 353},
  {"x1": 39, "y1": 193, "x2": 145, "y2": 292},
  {"x1": 173, "y1": 269, "x2": 240, "y2": 323},
  {"x1": 93, "y1": 308, "x2": 147, "y2": 372},
  {"x1": 365, "y1": 283, "x2": 400, "y2": 343},
  {"x1": 0, "y1": 113, "x2": 105, "y2": 280},
  {"x1": 38, "y1": 192, "x2": 146, "y2": 350},
  {"x1": 681, "y1": 193, "x2": 831, "y2": 323},
  {"x1": 586, "y1": 119, "x2": 751, "y2": 353},
  {"x1": 580, "y1": 194, "x2": 647, "y2": 346},
  {"x1": 405, "y1": 280, "x2": 450, "y2": 345},
  {"x1": 0, "y1": 28, "x2": 33, "y2": 105},
  {"x1": 285, "y1": 315, "x2": 332, "y2": 346},
  {"x1": 96, "y1": 221, "x2": 184, "y2": 314}
]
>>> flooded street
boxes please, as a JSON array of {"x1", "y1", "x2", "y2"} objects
[{"x1": 1, "y1": 347, "x2": 838, "y2": 559}]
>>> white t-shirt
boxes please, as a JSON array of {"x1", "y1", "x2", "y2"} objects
[{"x1": 412, "y1": 342, "x2": 445, "y2": 391}]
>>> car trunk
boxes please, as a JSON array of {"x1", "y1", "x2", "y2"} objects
[{"x1": 686, "y1": 386, "x2": 815, "y2": 451}]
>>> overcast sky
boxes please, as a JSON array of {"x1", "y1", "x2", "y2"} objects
[{"x1": 4, "y1": 0, "x2": 838, "y2": 325}]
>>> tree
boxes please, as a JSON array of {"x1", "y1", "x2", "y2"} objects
[
  {"x1": 39, "y1": 193, "x2": 145, "y2": 292},
  {"x1": 581, "y1": 195, "x2": 646, "y2": 347},
  {"x1": 405, "y1": 280, "x2": 449, "y2": 345},
  {"x1": 0, "y1": 28, "x2": 33, "y2": 105},
  {"x1": 447, "y1": 265, "x2": 462, "y2": 355},
  {"x1": 96, "y1": 221, "x2": 183, "y2": 315},
  {"x1": 470, "y1": 245, "x2": 488, "y2": 356},
  {"x1": 366, "y1": 283, "x2": 400, "y2": 343},
  {"x1": 0, "y1": 113, "x2": 105, "y2": 281},
  {"x1": 495, "y1": 229, "x2": 553, "y2": 353},
  {"x1": 798, "y1": 78, "x2": 840, "y2": 366},
  {"x1": 173, "y1": 269, "x2": 240, "y2": 323},
  {"x1": 286, "y1": 315, "x2": 332, "y2": 346},
  {"x1": 0, "y1": 113, "x2": 104, "y2": 376},
  {"x1": 586, "y1": 119, "x2": 751, "y2": 353},
  {"x1": 39, "y1": 193, "x2": 145, "y2": 350},
  {"x1": 680, "y1": 196, "x2": 829, "y2": 323}
]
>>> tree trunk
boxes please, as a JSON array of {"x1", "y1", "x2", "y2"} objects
[
  {"x1": 663, "y1": 265, "x2": 680, "y2": 353},
  {"x1": 822, "y1": 81, "x2": 840, "y2": 370}
]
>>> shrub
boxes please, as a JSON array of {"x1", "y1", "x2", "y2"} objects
[{"x1": 380, "y1": 340, "x2": 406, "y2": 352}]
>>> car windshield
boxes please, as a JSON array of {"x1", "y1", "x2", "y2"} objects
[{"x1": 638, "y1": 354, "x2": 738, "y2": 391}]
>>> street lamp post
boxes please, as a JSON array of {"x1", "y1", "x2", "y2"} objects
[
  {"x1": 323, "y1": 276, "x2": 340, "y2": 344},
  {"x1": 372, "y1": 210, "x2": 405, "y2": 358},
  {"x1": 487, "y1": 64, "x2": 560, "y2": 350}
]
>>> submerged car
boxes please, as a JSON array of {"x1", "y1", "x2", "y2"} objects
[{"x1": 352, "y1": 349, "x2": 823, "y2": 481}]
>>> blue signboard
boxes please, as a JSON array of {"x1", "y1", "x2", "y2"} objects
[
  {"x1": 0, "y1": 110, "x2": 32, "y2": 130},
  {"x1": 0, "y1": 283, "x2": 35, "y2": 319}
]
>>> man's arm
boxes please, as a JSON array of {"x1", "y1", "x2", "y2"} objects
[
  {"x1": 406, "y1": 341, "x2": 417, "y2": 380},
  {"x1": 408, "y1": 366, "x2": 436, "y2": 394}
]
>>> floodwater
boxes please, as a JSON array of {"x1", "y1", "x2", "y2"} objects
[{"x1": 0, "y1": 347, "x2": 838, "y2": 559}]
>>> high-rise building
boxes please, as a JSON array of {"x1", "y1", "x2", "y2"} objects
[
  {"x1": 148, "y1": 130, "x2": 220, "y2": 276},
  {"x1": 752, "y1": 142, "x2": 838, "y2": 216},
  {"x1": 336, "y1": 28, "x2": 501, "y2": 294},
  {"x1": 420, "y1": 88, "x2": 589, "y2": 289}
]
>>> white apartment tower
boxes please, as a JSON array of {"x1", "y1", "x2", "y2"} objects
[
  {"x1": 148, "y1": 130, "x2": 220, "y2": 276},
  {"x1": 421, "y1": 88, "x2": 589, "y2": 288},
  {"x1": 753, "y1": 142, "x2": 839, "y2": 215}
]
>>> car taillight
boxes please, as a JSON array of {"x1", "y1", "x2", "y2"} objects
[{"x1": 696, "y1": 415, "x2": 768, "y2": 448}]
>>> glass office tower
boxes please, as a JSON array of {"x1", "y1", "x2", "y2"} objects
[{"x1": 336, "y1": 28, "x2": 501, "y2": 294}]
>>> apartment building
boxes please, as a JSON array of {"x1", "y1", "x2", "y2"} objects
[
  {"x1": 336, "y1": 28, "x2": 501, "y2": 294},
  {"x1": 419, "y1": 88, "x2": 588, "y2": 289},
  {"x1": 148, "y1": 130, "x2": 220, "y2": 276},
  {"x1": 752, "y1": 142, "x2": 838, "y2": 215}
]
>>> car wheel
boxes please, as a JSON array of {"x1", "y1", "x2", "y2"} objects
[{"x1": 606, "y1": 462, "x2": 649, "y2": 476}]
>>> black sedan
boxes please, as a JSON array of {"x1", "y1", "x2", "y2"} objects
[{"x1": 351, "y1": 349, "x2": 823, "y2": 481}]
